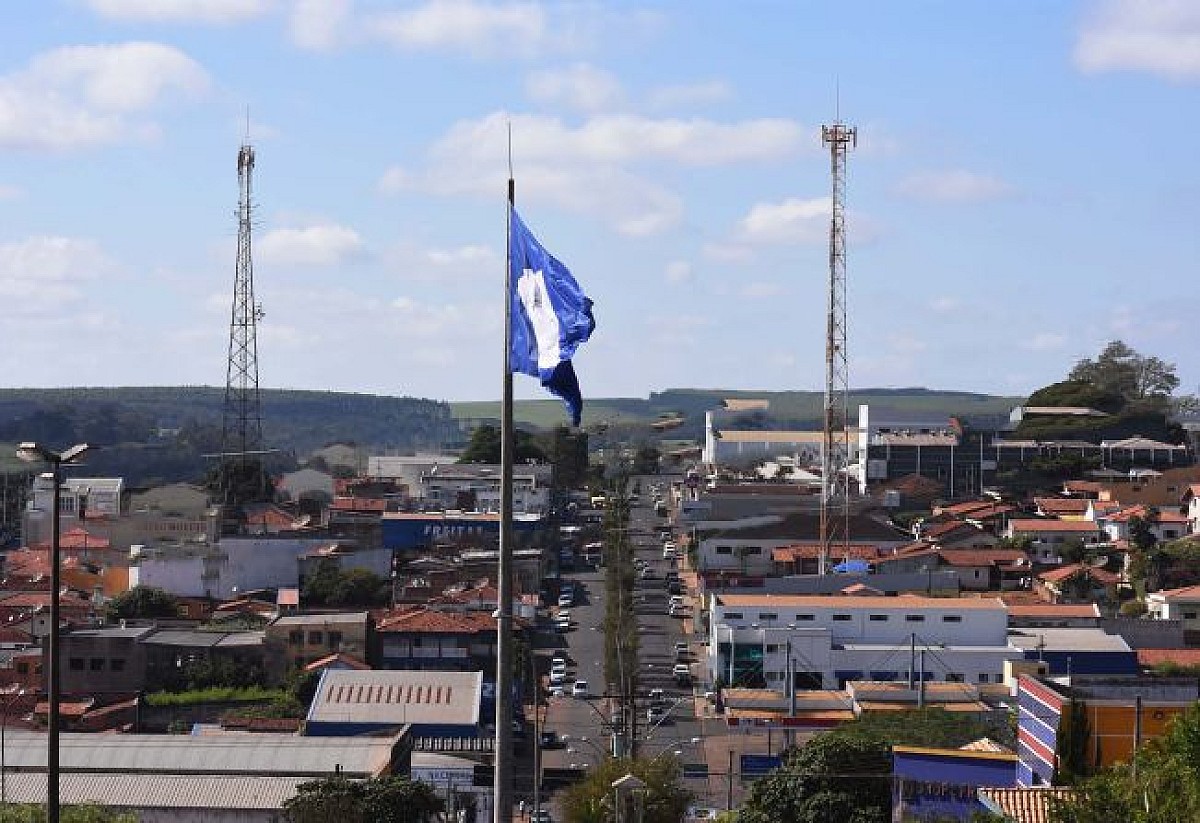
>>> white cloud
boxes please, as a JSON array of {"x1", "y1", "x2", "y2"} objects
[
  {"x1": 366, "y1": 0, "x2": 546, "y2": 57},
  {"x1": 0, "y1": 236, "x2": 111, "y2": 307},
  {"x1": 288, "y1": 0, "x2": 353, "y2": 51},
  {"x1": 1075, "y1": 0, "x2": 1200, "y2": 80},
  {"x1": 526, "y1": 64, "x2": 624, "y2": 113},
  {"x1": 646, "y1": 80, "x2": 732, "y2": 109},
  {"x1": 384, "y1": 110, "x2": 805, "y2": 236},
  {"x1": 1023, "y1": 332, "x2": 1068, "y2": 351},
  {"x1": 893, "y1": 170, "x2": 1014, "y2": 203},
  {"x1": 739, "y1": 281, "x2": 785, "y2": 299},
  {"x1": 929, "y1": 296, "x2": 961, "y2": 313},
  {"x1": 701, "y1": 242, "x2": 753, "y2": 263},
  {"x1": 645, "y1": 313, "x2": 710, "y2": 347},
  {"x1": 736, "y1": 197, "x2": 830, "y2": 245},
  {"x1": 258, "y1": 223, "x2": 364, "y2": 266},
  {"x1": 84, "y1": 0, "x2": 275, "y2": 24},
  {"x1": 664, "y1": 260, "x2": 691, "y2": 284},
  {"x1": 0, "y1": 42, "x2": 208, "y2": 150},
  {"x1": 387, "y1": 243, "x2": 500, "y2": 280}
]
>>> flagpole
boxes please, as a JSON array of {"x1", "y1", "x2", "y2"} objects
[{"x1": 493, "y1": 130, "x2": 516, "y2": 823}]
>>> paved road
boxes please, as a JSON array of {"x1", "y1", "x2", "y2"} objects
[{"x1": 528, "y1": 476, "x2": 789, "y2": 816}]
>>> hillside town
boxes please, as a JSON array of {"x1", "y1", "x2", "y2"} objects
[{"x1": 0, "y1": 359, "x2": 1197, "y2": 822}]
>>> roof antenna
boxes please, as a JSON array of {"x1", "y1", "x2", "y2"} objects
[
  {"x1": 244, "y1": 105, "x2": 251, "y2": 142},
  {"x1": 835, "y1": 77, "x2": 841, "y2": 125}
]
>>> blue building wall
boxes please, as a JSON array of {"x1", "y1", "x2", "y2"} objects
[
  {"x1": 893, "y1": 748, "x2": 1017, "y2": 821},
  {"x1": 383, "y1": 514, "x2": 544, "y2": 551},
  {"x1": 1023, "y1": 649, "x2": 1138, "y2": 677}
]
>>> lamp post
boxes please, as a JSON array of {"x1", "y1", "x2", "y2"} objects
[{"x1": 16, "y1": 442, "x2": 93, "y2": 823}]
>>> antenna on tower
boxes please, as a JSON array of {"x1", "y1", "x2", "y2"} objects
[
  {"x1": 818, "y1": 117, "x2": 856, "y2": 576},
  {"x1": 219, "y1": 134, "x2": 266, "y2": 515}
]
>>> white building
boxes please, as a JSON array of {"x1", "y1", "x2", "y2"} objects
[
  {"x1": 22, "y1": 476, "x2": 123, "y2": 546},
  {"x1": 416, "y1": 464, "x2": 551, "y2": 514},
  {"x1": 1146, "y1": 584, "x2": 1200, "y2": 632},
  {"x1": 706, "y1": 593, "x2": 1020, "y2": 689},
  {"x1": 129, "y1": 535, "x2": 388, "y2": 600}
]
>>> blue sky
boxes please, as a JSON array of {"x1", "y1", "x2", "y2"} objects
[{"x1": 1, "y1": 0, "x2": 1197, "y2": 404}]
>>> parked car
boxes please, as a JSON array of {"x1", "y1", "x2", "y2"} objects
[
  {"x1": 549, "y1": 684, "x2": 565, "y2": 698},
  {"x1": 674, "y1": 642, "x2": 689, "y2": 659},
  {"x1": 540, "y1": 730, "x2": 566, "y2": 749},
  {"x1": 571, "y1": 680, "x2": 590, "y2": 698},
  {"x1": 558, "y1": 593, "x2": 574, "y2": 608},
  {"x1": 550, "y1": 670, "x2": 567, "y2": 686},
  {"x1": 531, "y1": 809, "x2": 553, "y2": 823},
  {"x1": 648, "y1": 688, "x2": 666, "y2": 707},
  {"x1": 646, "y1": 706, "x2": 666, "y2": 724},
  {"x1": 555, "y1": 616, "x2": 572, "y2": 631}
]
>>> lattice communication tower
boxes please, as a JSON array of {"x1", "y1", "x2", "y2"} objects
[
  {"x1": 819, "y1": 122, "x2": 856, "y2": 575},
  {"x1": 221, "y1": 142, "x2": 264, "y2": 472}
]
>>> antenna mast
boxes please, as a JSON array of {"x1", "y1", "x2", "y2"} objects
[
  {"x1": 221, "y1": 140, "x2": 264, "y2": 480},
  {"x1": 819, "y1": 119, "x2": 855, "y2": 575}
]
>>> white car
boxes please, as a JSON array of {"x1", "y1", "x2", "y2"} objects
[
  {"x1": 673, "y1": 663, "x2": 691, "y2": 679},
  {"x1": 550, "y1": 670, "x2": 567, "y2": 686},
  {"x1": 571, "y1": 680, "x2": 589, "y2": 698},
  {"x1": 551, "y1": 661, "x2": 568, "y2": 677},
  {"x1": 646, "y1": 706, "x2": 665, "y2": 724},
  {"x1": 549, "y1": 684, "x2": 565, "y2": 698},
  {"x1": 674, "y1": 642, "x2": 689, "y2": 657},
  {"x1": 669, "y1": 595, "x2": 685, "y2": 608},
  {"x1": 555, "y1": 617, "x2": 571, "y2": 631},
  {"x1": 557, "y1": 609, "x2": 571, "y2": 622},
  {"x1": 558, "y1": 594, "x2": 574, "y2": 608}
]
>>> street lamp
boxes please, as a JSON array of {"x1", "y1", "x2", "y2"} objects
[{"x1": 16, "y1": 442, "x2": 94, "y2": 823}]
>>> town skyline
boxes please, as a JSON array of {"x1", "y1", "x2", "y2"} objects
[{"x1": 1, "y1": 1, "x2": 1197, "y2": 402}]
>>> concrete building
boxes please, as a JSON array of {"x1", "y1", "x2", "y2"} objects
[
  {"x1": 1002, "y1": 520, "x2": 1105, "y2": 565},
  {"x1": 1006, "y1": 627, "x2": 1137, "y2": 677},
  {"x1": 377, "y1": 607, "x2": 501, "y2": 672},
  {"x1": 306, "y1": 669, "x2": 482, "y2": 738},
  {"x1": 415, "y1": 464, "x2": 552, "y2": 514},
  {"x1": 706, "y1": 594, "x2": 1021, "y2": 689},
  {"x1": 1016, "y1": 675, "x2": 1200, "y2": 786},
  {"x1": 1146, "y1": 584, "x2": 1200, "y2": 632},
  {"x1": 265, "y1": 612, "x2": 373, "y2": 674}
]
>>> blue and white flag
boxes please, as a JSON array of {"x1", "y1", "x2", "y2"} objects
[{"x1": 509, "y1": 209, "x2": 595, "y2": 426}]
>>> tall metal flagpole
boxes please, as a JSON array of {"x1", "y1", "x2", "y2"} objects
[{"x1": 493, "y1": 129, "x2": 516, "y2": 823}]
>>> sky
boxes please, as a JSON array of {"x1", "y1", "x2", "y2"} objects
[{"x1": 1, "y1": 1, "x2": 1198, "y2": 405}]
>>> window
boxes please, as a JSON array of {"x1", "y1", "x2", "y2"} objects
[
  {"x1": 868, "y1": 614, "x2": 888, "y2": 622},
  {"x1": 308, "y1": 631, "x2": 324, "y2": 645},
  {"x1": 744, "y1": 547, "x2": 762, "y2": 555},
  {"x1": 89, "y1": 658, "x2": 105, "y2": 672},
  {"x1": 977, "y1": 673, "x2": 990, "y2": 684},
  {"x1": 832, "y1": 614, "x2": 852, "y2": 622},
  {"x1": 1184, "y1": 611, "x2": 1198, "y2": 620},
  {"x1": 905, "y1": 614, "x2": 925, "y2": 622},
  {"x1": 942, "y1": 615, "x2": 963, "y2": 623},
  {"x1": 328, "y1": 631, "x2": 343, "y2": 648},
  {"x1": 288, "y1": 630, "x2": 303, "y2": 645},
  {"x1": 111, "y1": 659, "x2": 126, "y2": 673},
  {"x1": 946, "y1": 672, "x2": 964, "y2": 683},
  {"x1": 765, "y1": 644, "x2": 780, "y2": 653},
  {"x1": 724, "y1": 612, "x2": 744, "y2": 620},
  {"x1": 758, "y1": 613, "x2": 778, "y2": 621},
  {"x1": 795, "y1": 614, "x2": 814, "y2": 621},
  {"x1": 716, "y1": 546, "x2": 732, "y2": 555},
  {"x1": 69, "y1": 658, "x2": 84, "y2": 671}
]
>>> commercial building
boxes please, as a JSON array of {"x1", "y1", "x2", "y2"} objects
[
  {"x1": 1016, "y1": 675, "x2": 1200, "y2": 786},
  {"x1": 305, "y1": 669, "x2": 483, "y2": 739},
  {"x1": 706, "y1": 594, "x2": 1022, "y2": 689}
]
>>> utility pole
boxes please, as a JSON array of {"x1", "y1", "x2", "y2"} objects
[
  {"x1": 726, "y1": 749, "x2": 735, "y2": 811},
  {"x1": 818, "y1": 119, "x2": 856, "y2": 576}
]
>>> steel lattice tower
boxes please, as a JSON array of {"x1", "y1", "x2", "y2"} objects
[
  {"x1": 221, "y1": 142, "x2": 264, "y2": 469},
  {"x1": 819, "y1": 122, "x2": 855, "y2": 576}
]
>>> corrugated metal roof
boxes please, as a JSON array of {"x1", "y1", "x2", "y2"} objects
[
  {"x1": 309, "y1": 670, "x2": 482, "y2": 727},
  {"x1": 0, "y1": 773, "x2": 307, "y2": 810},
  {"x1": 271, "y1": 612, "x2": 370, "y2": 626},
  {"x1": 1, "y1": 730, "x2": 400, "y2": 777}
]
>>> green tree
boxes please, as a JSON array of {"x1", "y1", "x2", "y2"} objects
[
  {"x1": 1069, "y1": 340, "x2": 1179, "y2": 402},
  {"x1": 282, "y1": 776, "x2": 443, "y2": 823},
  {"x1": 329, "y1": 567, "x2": 389, "y2": 607},
  {"x1": 1053, "y1": 699, "x2": 1096, "y2": 786},
  {"x1": 833, "y1": 707, "x2": 1013, "y2": 750},
  {"x1": 738, "y1": 733, "x2": 891, "y2": 823},
  {"x1": 560, "y1": 756, "x2": 691, "y2": 823},
  {"x1": 631, "y1": 445, "x2": 661, "y2": 475},
  {"x1": 105, "y1": 586, "x2": 181, "y2": 621},
  {"x1": 458, "y1": 424, "x2": 547, "y2": 464}
]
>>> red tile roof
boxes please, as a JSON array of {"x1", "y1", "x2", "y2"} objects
[
  {"x1": 937, "y1": 549, "x2": 1030, "y2": 568},
  {"x1": 1008, "y1": 519, "x2": 1103, "y2": 533},
  {"x1": 771, "y1": 544, "x2": 884, "y2": 563},
  {"x1": 1152, "y1": 583, "x2": 1200, "y2": 600},
  {"x1": 1007, "y1": 603, "x2": 1100, "y2": 618},
  {"x1": 979, "y1": 788, "x2": 1077, "y2": 823},
  {"x1": 939, "y1": 499, "x2": 999, "y2": 516},
  {"x1": 1037, "y1": 563, "x2": 1120, "y2": 586},
  {"x1": 329, "y1": 497, "x2": 388, "y2": 512},
  {"x1": 1033, "y1": 497, "x2": 1089, "y2": 515},
  {"x1": 376, "y1": 607, "x2": 498, "y2": 634},
  {"x1": 1137, "y1": 648, "x2": 1200, "y2": 667},
  {"x1": 1105, "y1": 505, "x2": 1188, "y2": 524}
]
